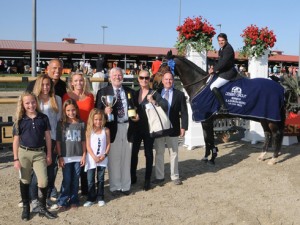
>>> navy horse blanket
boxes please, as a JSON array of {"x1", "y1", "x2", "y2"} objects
[{"x1": 190, "y1": 76, "x2": 285, "y2": 122}]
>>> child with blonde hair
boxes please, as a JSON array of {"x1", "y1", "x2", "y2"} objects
[
  {"x1": 13, "y1": 92, "x2": 56, "y2": 220},
  {"x1": 84, "y1": 108, "x2": 110, "y2": 207}
]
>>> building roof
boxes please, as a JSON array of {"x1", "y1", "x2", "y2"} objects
[
  {"x1": 0, "y1": 40, "x2": 177, "y2": 56},
  {"x1": 0, "y1": 39, "x2": 298, "y2": 63}
]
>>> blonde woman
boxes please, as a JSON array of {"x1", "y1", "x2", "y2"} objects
[
  {"x1": 32, "y1": 74, "x2": 62, "y2": 206},
  {"x1": 62, "y1": 72, "x2": 94, "y2": 196},
  {"x1": 63, "y1": 72, "x2": 94, "y2": 124}
]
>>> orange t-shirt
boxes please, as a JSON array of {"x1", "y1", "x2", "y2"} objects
[{"x1": 63, "y1": 93, "x2": 94, "y2": 124}]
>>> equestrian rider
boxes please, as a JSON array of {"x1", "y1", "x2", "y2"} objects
[{"x1": 208, "y1": 33, "x2": 237, "y2": 114}]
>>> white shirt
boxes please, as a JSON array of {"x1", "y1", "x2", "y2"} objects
[
  {"x1": 85, "y1": 128, "x2": 108, "y2": 171},
  {"x1": 39, "y1": 95, "x2": 62, "y2": 140},
  {"x1": 161, "y1": 88, "x2": 173, "y2": 115}
]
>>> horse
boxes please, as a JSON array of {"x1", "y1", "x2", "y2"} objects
[
  {"x1": 164, "y1": 52, "x2": 286, "y2": 165},
  {"x1": 150, "y1": 60, "x2": 171, "y2": 90}
]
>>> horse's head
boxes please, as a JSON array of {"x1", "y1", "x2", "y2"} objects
[{"x1": 166, "y1": 50, "x2": 209, "y2": 98}]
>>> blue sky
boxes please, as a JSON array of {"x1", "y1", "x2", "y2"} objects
[{"x1": 1, "y1": 0, "x2": 299, "y2": 55}]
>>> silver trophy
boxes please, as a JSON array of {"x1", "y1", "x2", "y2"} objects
[{"x1": 101, "y1": 95, "x2": 117, "y2": 122}]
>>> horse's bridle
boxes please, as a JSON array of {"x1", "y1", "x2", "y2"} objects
[{"x1": 182, "y1": 74, "x2": 211, "y2": 88}]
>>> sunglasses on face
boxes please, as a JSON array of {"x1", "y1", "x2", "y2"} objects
[{"x1": 139, "y1": 76, "x2": 150, "y2": 80}]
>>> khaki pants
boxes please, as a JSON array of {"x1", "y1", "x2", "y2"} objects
[
  {"x1": 154, "y1": 136, "x2": 179, "y2": 180},
  {"x1": 108, "y1": 123, "x2": 132, "y2": 192},
  {"x1": 18, "y1": 147, "x2": 48, "y2": 187}
]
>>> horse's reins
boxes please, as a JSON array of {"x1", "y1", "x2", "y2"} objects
[{"x1": 182, "y1": 74, "x2": 211, "y2": 88}]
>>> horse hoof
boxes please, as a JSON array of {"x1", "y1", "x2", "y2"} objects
[
  {"x1": 267, "y1": 158, "x2": 277, "y2": 165},
  {"x1": 208, "y1": 160, "x2": 215, "y2": 166},
  {"x1": 201, "y1": 157, "x2": 208, "y2": 163},
  {"x1": 257, "y1": 152, "x2": 267, "y2": 161}
]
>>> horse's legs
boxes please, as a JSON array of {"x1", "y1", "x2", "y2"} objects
[
  {"x1": 257, "y1": 120, "x2": 272, "y2": 161},
  {"x1": 202, "y1": 119, "x2": 218, "y2": 164},
  {"x1": 268, "y1": 122, "x2": 284, "y2": 165}
]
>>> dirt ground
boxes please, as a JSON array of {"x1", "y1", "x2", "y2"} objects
[{"x1": 1, "y1": 92, "x2": 300, "y2": 225}]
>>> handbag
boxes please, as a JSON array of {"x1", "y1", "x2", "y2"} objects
[{"x1": 145, "y1": 103, "x2": 173, "y2": 138}]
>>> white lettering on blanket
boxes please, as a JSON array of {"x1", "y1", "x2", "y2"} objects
[{"x1": 225, "y1": 86, "x2": 247, "y2": 108}]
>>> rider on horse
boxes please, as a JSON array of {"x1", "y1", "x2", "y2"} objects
[{"x1": 208, "y1": 33, "x2": 237, "y2": 114}]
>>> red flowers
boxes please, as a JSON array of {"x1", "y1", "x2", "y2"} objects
[
  {"x1": 240, "y1": 24, "x2": 276, "y2": 58},
  {"x1": 175, "y1": 16, "x2": 216, "y2": 55}
]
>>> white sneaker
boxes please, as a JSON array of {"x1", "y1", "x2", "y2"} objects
[
  {"x1": 98, "y1": 200, "x2": 105, "y2": 207},
  {"x1": 50, "y1": 204, "x2": 59, "y2": 210},
  {"x1": 18, "y1": 200, "x2": 23, "y2": 208},
  {"x1": 83, "y1": 201, "x2": 94, "y2": 207}
]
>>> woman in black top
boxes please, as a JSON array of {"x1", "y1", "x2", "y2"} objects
[{"x1": 130, "y1": 70, "x2": 167, "y2": 191}]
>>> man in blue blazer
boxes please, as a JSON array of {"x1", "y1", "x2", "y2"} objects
[{"x1": 153, "y1": 71, "x2": 188, "y2": 185}]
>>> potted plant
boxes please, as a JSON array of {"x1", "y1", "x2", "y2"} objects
[
  {"x1": 175, "y1": 16, "x2": 216, "y2": 55},
  {"x1": 240, "y1": 24, "x2": 276, "y2": 58}
]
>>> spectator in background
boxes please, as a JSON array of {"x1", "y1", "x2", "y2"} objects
[
  {"x1": 96, "y1": 55, "x2": 105, "y2": 73},
  {"x1": 151, "y1": 56, "x2": 162, "y2": 76}
]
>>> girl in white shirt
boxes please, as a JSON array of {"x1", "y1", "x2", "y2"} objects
[{"x1": 84, "y1": 108, "x2": 110, "y2": 207}]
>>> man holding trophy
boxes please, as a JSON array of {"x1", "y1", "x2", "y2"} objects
[{"x1": 95, "y1": 67, "x2": 138, "y2": 195}]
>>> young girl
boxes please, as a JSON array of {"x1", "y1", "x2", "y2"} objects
[
  {"x1": 13, "y1": 92, "x2": 56, "y2": 220},
  {"x1": 32, "y1": 74, "x2": 62, "y2": 205},
  {"x1": 56, "y1": 99, "x2": 86, "y2": 210},
  {"x1": 84, "y1": 109, "x2": 110, "y2": 207}
]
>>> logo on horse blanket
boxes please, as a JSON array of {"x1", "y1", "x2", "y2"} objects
[{"x1": 191, "y1": 76, "x2": 285, "y2": 122}]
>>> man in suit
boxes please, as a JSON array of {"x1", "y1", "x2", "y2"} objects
[
  {"x1": 95, "y1": 67, "x2": 137, "y2": 195},
  {"x1": 153, "y1": 71, "x2": 188, "y2": 185},
  {"x1": 209, "y1": 33, "x2": 237, "y2": 114}
]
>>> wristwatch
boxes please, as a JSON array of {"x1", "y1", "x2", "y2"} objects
[{"x1": 104, "y1": 153, "x2": 108, "y2": 158}]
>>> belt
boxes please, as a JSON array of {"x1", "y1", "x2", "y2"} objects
[
  {"x1": 118, "y1": 120, "x2": 128, "y2": 124},
  {"x1": 20, "y1": 145, "x2": 45, "y2": 151}
]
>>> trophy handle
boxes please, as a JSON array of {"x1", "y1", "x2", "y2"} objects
[{"x1": 101, "y1": 96, "x2": 107, "y2": 107}]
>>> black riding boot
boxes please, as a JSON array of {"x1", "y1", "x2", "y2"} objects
[
  {"x1": 212, "y1": 87, "x2": 229, "y2": 114},
  {"x1": 38, "y1": 187, "x2": 57, "y2": 219},
  {"x1": 20, "y1": 181, "x2": 30, "y2": 221}
]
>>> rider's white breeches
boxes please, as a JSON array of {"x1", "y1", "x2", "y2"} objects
[{"x1": 210, "y1": 77, "x2": 229, "y2": 90}]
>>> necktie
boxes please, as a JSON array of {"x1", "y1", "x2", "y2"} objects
[
  {"x1": 164, "y1": 90, "x2": 169, "y2": 101},
  {"x1": 116, "y1": 89, "x2": 125, "y2": 118}
]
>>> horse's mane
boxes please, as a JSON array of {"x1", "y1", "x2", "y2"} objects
[{"x1": 174, "y1": 55, "x2": 208, "y2": 76}]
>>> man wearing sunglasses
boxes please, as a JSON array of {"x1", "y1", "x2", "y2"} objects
[
  {"x1": 95, "y1": 67, "x2": 138, "y2": 196},
  {"x1": 153, "y1": 71, "x2": 188, "y2": 185}
]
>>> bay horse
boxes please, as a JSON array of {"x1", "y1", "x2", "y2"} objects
[{"x1": 165, "y1": 51, "x2": 286, "y2": 165}]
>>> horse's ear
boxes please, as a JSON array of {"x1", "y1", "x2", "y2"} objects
[{"x1": 166, "y1": 50, "x2": 173, "y2": 59}]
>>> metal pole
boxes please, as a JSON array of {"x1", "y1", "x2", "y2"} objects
[
  {"x1": 179, "y1": 0, "x2": 181, "y2": 26},
  {"x1": 31, "y1": 0, "x2": 36, "y2": 77},
  {"x1": 216, "y1": 24, "x2": 221, "y2": 33},
  {"x1": 101, "y1": 26, "x2": 108, "y2": 44},
  {"x1": 298, "y1": 30, "x2": 300, "y2": 78}
]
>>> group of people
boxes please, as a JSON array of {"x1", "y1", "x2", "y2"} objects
[
  {"x1": 13, "y1": 32, "x2": 241, "y2": 221},
  {"x1": 12, "y1": 57, "x2": 189, "y2": 221}
]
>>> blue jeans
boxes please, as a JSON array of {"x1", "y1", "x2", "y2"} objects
[
  {"x1": 86, "y1": 166, "x2": 106, "y2": 202},
  {"x1": 58, "y1": 162, "x2": 81, "y2": 207}
]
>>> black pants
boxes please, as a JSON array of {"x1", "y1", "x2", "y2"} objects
[{"x1": 131, "y1": 131, "x2": 154, "y2": 180}]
